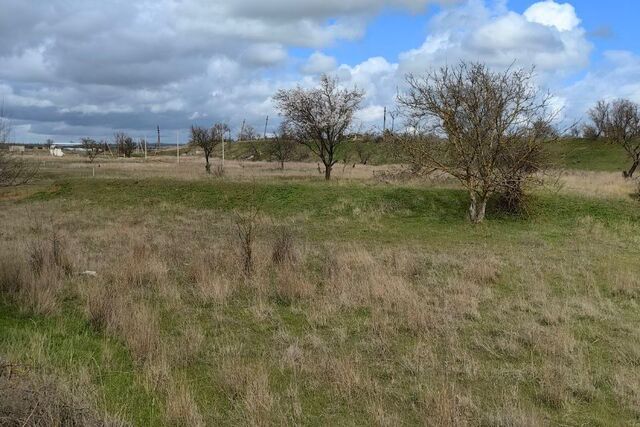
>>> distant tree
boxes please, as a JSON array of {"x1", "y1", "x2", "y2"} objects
[
  {"x1": 398, "y1": 61, "x2": 553, "y2": 223},
  {"x1": 274, "y1": 74, "x2": 365, "y2": 180},
  {"x1": 588, "y1": 100, "x2": 609, "y2": 139},
  {"x1": 80, "y1": 138, "x2": 103, "y2": 163},
  {"x1": 239, "y1": 125, "x2": 257, "y2": 141},
  {"x1": 268, "y1": 123, "x2": 296, "y2": 169},
  {"x1": 114, "y1": 132, "x2": 135, "y2": 158},
  {"x1": 594, "y1": 99, "x2": 640, "y2": 178},
  {"x1": 190, "y1": 123, "x2": 229, "y2": 173},
  {"x1": 581, "y1": 124, "x2": 599, "y2": 140},
  {"x1": 44, "y1": 138, "x2": 55, "y2": 149}
]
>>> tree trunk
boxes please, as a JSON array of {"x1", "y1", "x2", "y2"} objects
[
  {"x1": 205, "y1": 154, "x2": 211, "y2": 173},
  {"x1": 280, "y1": 160, "x2": 285, "y2": 170},
  {"x1": 324, "y1": 164, "x2": 332, "y2": 180},
  {"x1": 468, "y1": 192, "x2": 488, "y2": 224},
  {"x1": 624, "y1": 159, "x2": 639, "y2": 178}
]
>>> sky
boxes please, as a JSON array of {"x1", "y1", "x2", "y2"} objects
[{"x1": 1, "y1": 0, "x2": 639, "y2": 144}]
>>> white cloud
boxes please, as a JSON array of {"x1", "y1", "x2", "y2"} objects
[
  {"x1": 398, "y1": 0, "x2": 591, "y2": 77},
  {"x1": 0, "y1": 0, "x2": 633, "y2": 141},
  {"x1": 301, "y1": 52, "x2": 338, "y2": 75},
  {"x1": 523, "y1": 0, "x2": 580, "y2": 32},
  {"x1": 561, "y1": 51, "x2": 640, "y2": 120}
]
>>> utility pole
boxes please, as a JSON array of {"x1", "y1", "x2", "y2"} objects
[
  {"x1": 144, "y1": 136, "x2": 147, "y2": 160},
  {"x1": 156, "y1": 126, "x2": 161, "y2": 153},
  {"x1": 221, "y1": 131, "x2": 225, "y2": 170},
  {"x1": 264, "y1": 115, "x2": 269, "y2": 139},
  {"x1": 240, "y1": 119, "x2": 246, "y2": 141},
  {"x1": 383, "y1": 106, "x2": 387, "y2": 132},
  {"x1": 176, "y1": 131, "x2": 180, "y2": 164}
]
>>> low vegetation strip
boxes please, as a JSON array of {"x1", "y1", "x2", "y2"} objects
[{"x1": 30, "y1": 177, "x2": 640, "y2": 227}]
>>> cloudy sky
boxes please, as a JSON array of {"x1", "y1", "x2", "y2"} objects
[{"x1": 1, "y1": 0, "x2": 638, "y2": 143}]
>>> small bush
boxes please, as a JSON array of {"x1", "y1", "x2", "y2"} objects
[{"x1": 233, "y1": 208, "x2": 259, "y2": 277}]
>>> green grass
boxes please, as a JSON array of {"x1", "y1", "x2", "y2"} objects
[
  {"x1": 28, "y1": 177, "x2": 640, "y2": 245},
  {"x1": 0, "y1": 302, "x2": 163, "y2": 425},
  {"x1": 199, "y1": 137, "x2": 632, "y2": 171},
  {"x1": 544, "y1": 138, "x2": 630, "y2": 171}
]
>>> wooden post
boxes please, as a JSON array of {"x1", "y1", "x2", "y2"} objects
[{"x1": 221, "y1": 130, "x2": 225, "y2": 170}]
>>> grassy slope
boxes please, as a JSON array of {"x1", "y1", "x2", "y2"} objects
[
  {"x1": 193, "y1": 137, "x2": 631, "y2": 171},
  {"x1": 1, "y1": 177, "x2": 638, "y2": 423}
]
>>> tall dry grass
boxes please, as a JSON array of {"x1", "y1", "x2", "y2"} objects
[{"x1": 0, "y1": 197, "x2": 638, "y2": 425}]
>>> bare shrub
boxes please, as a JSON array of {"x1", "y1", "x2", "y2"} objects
[
  {"x1": 233, "y1": 208, "x2": 259, "y2": 277},
  {"x1": 398, "y1": 61, "x2": 553, "y2": 222}
]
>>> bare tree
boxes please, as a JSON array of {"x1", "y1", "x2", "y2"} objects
[
  {"x1": 238, "y1": 125, "x2": 257, "y2": 142},
  {"x1": 588, "y1": 100, "x2": 609, "y2": 139},
  {"x1": 398, "y1": 62, "x2": 553, "y2": 223},
  {"x1": 0, "y1": 118, "x2": 38, "y2": 187},
  {"x1": 190, "y1": 123, "x2": 229, "y2": 173},
  {"x1": 274, "y1": 74, "x2": 365, "y2": 180},
  {"x1": 114, "y1": 132, "x2": 135, "y2": 158},
  {"x1": 269, "y1": 123, "x2": 296, "y2": 170},
  {"x1": 80, "y1": 138, "x2": 103, "y2": 163},
  {"x1": 603, "y1": 99, "x2": 640, "y2": 178}
]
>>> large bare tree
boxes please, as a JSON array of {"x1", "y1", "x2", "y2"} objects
[
  {"x1": 398, "y1": 62, "x2": 553, "y2": 223},
  {"x1": 190, "y1": 123, "x2": 229, "y2": 173},
  {"x1": 588, "y1": 99, "x2": 640, "y2": 178},
  {"x1": 274, "y1": 75, "x2": 364, "y2": 180}
]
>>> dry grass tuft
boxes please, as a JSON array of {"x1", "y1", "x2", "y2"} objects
[
  {"x1": 0, "y1": 358, "x2": 121, "y2": 426},
  {"x1": 164, "y1": 378, "x2": 204, "y2": 427}
]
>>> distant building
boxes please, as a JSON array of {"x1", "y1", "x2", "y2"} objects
[
  {"x1": 9, "y1": 145, "x2": 25, "y2": 153},
  {"x1": 49, "y1": 145, "x2": 64, "y2": 157}
]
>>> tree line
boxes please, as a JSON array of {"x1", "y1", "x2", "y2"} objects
[{"x1": 3, "y1": 60, "x2": 640, "y2": 224}]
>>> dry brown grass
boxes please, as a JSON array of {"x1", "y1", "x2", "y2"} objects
[
  {"x1": 0, "y1": 358, "x2": 122, "y2": 426},
  {"x1": 0, "y1": 168, "x2": 639, "y2": 425}
]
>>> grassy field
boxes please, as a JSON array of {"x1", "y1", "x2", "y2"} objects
[{"x1": 1, "y1": 152, "x2": 639, "y2": 425}]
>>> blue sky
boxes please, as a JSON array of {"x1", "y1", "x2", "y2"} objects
[
  {"x1": 1, "y1": 0, "x2": 639, "y2": 142},
  {"x1": 299, "y1": 1, "x2": 636, "y2": 67}
]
